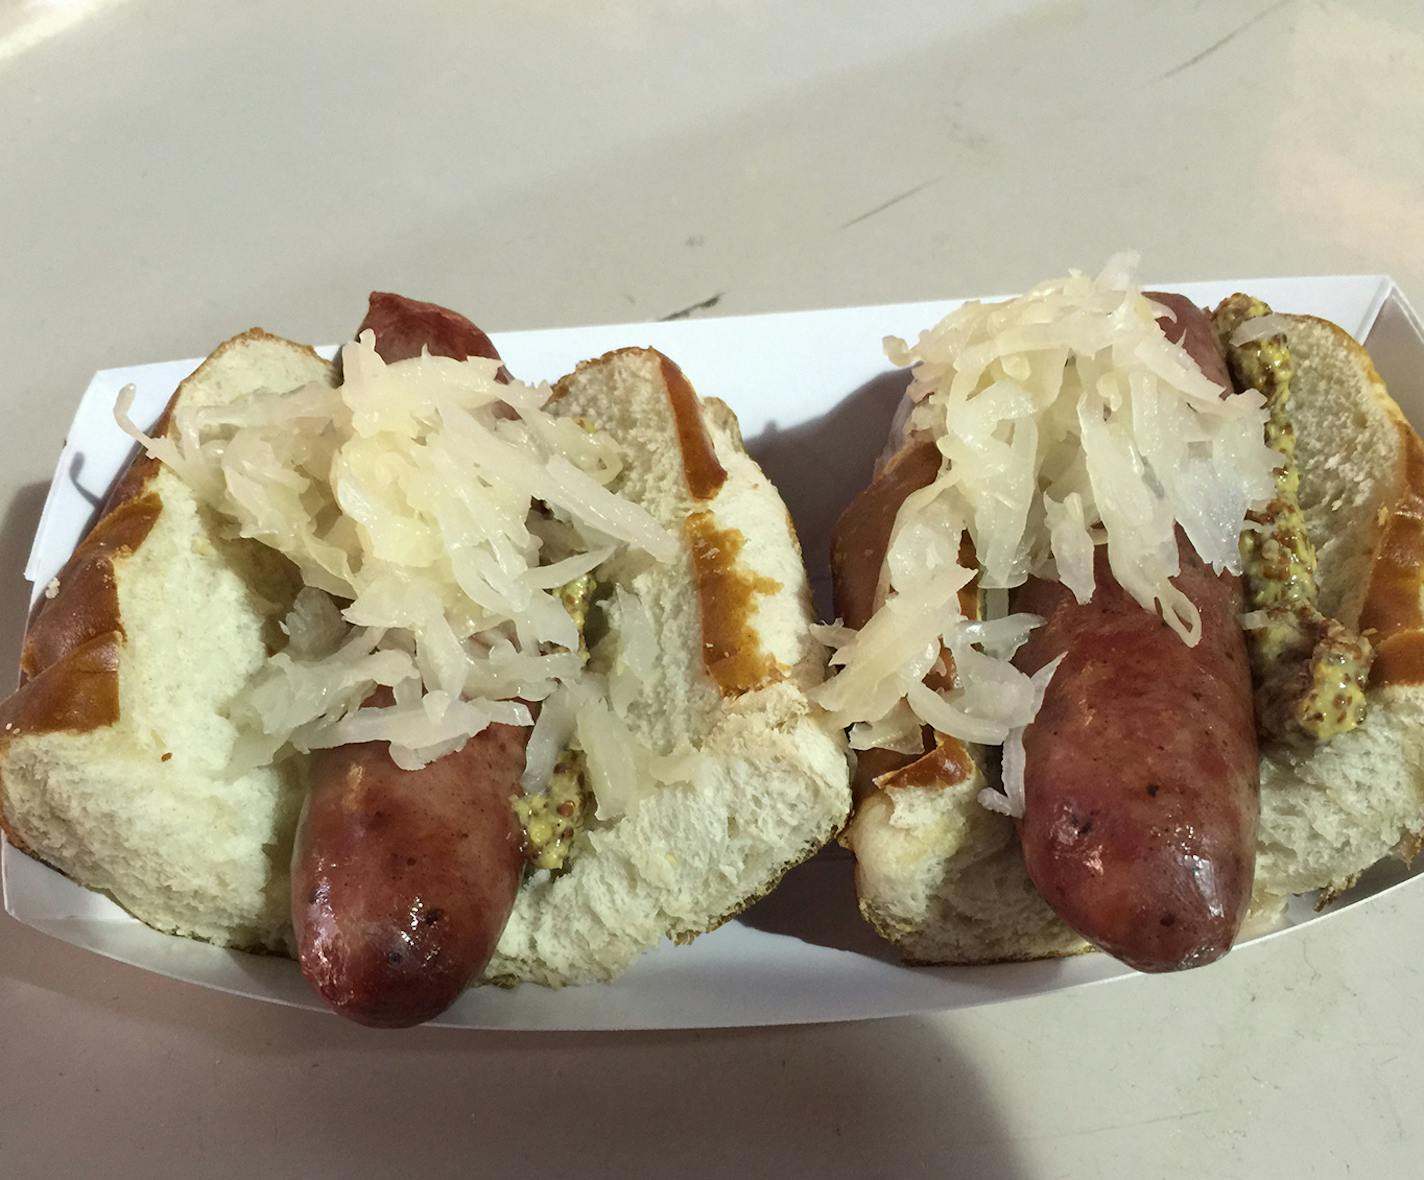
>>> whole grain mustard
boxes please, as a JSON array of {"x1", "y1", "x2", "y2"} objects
[{"x1": 1215, "y1": 294, "x2": 1372, "y2": 742}]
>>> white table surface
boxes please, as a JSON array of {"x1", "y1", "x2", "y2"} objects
[{"x1": 2, "y1": 1, "x2": 1422, "y2": 1175}]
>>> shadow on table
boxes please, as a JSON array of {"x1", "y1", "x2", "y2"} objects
[
  {"x1": 739, "y1": 369, "x2": 917, "y2": 958},
  {"x1": 1, "y1": 911, "x2": 1029, "y2": 1178},
  {"x1": 745, "y1": 368, "x2": 909, "y2": 616},
  {"x1": 739, "y1": 845, "x2": 903, "y2": 962}
]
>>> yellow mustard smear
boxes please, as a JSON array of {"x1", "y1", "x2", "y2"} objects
[
  {"x1": 513, "y1": 572, "x2": 597, "y2": 873},
  {"x1": 1214, "y1": 294, "x2": 1372, "y2": 742},
  {"x1": 558, "y1": 572, "x2": 596, "y2": 654},
  {"x1": 514, "y1": 748, "x2": 590, "y2": 872}
]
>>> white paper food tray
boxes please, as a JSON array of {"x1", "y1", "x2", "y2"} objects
[{"x1": 5, "y1": 275, "x2": 1423, "y2": 1030}]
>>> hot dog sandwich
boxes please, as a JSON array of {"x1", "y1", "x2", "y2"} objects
[
  {"x1": 0, "y1": 294, "x2": 852, "y2": 1024},
  {"x1": 820, "y1": 259, "x2": 1424, "y2": 970}
]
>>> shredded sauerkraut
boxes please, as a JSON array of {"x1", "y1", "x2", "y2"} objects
[
  {"x1": 521, "y1": 591, "x2": 706, "y2": 820},
  {"x1": 116, "y1": 333, "x2": 678, "y2": 784},
  {"x1": 813, "y1": 254, "x2": 1278, "y2": 815}
]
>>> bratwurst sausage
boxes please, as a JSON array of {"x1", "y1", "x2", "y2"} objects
[
  {"x1": 290, "y1": 294, "x2": 527, "y2": 1026},
  {"x1": 1009, "y1": 293, "x2": 1260, "y2": 972},
  {"x1": 359, "y1": 290, "x2": 507, "y2": 370}
]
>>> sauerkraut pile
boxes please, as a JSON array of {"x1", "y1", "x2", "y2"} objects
[
  {"x1": 813, "y1": 255, "x2": 1278, "y2": 815},
  {"x1": 117, "y1": 333, "x2": 681, "y2": 812}
]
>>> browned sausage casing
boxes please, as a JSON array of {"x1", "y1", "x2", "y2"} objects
[
  {"x1": 292, "y1": 714, "x2": 527, "y2": 1027},
  {"x1": 1009, "y1": 293, "x2": 1260, "y2": 972},
  {"x1": 291, "y1": 294, "x2": 527, "y2": 1027},
  {"x1": 359, "y1": 290, "x2": 507, "y2": 373}
]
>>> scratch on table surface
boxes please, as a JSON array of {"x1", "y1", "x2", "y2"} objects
[
  {"x1": 1388, "y1": 1095, "x2": 1405, "y2": 1140},
  {"x1": 840, "y1": 177, "x2": 939, "y2": 230},
  {"x1": 1247, "y1": 1066, "x2": 1285, "y2": 1093},
  {"x1": 659, "y1": 291, "x2": 724, "y2": 321},
  {"x1": 946, "y1": 116, "x2": 990, "y2": 154},
  {"x1": 1155, "y1": 0, "x2": 1291, "y2": 81},
  {"x1": 972, "y1": 1105, "x2": 1219, "y2": 1146}
]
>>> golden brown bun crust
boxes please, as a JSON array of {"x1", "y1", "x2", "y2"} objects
[
  {"x1": 16, "y1": 328, "x2": 320, "y2": 698},
  {"x1": 0, "y1": 632, "x2": 124, "y2": 853},
  {"x1": 21, "y1": 493, "x2": 162, "y2": 681},
  {"x1": 683, "y1": 510, "x2": 785, "y2": 695},
  {"x1": 829, "y1": 435, "x2": 982, "y2": 801},
  {"x1": 1, "y1": 435, "x2": 165, "y2": 853},
  {"x1": 831, "y1": 439, "x2": 940, "y2": 630},
  {"x1": 1276, "y1": 313, "x2": 1424, "y2": 679},
  {"x1": 555, "y1": 347, "x2": 784, "y2": 700},
  {"x1": 1359, "y1": 411, "x2": 1424, "y2": 686},
  {"x1": 553, "y1": 347, "x2": 728, "y2": 501},
  {"x1": 0, "y1": 328, "x2": 325, "y2": 862}
]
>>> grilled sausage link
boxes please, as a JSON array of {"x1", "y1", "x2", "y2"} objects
[
  {"x1": 359, "y1": 290, "x2": 506, "y2": 370},
  {"x1": 1009, "y1": 293, "x2": 1260, "y2": 972},
  {"x1": 292, "y1": 707, "x2": 527, "y2": 1026},
  {"x1": 291, "y1": 294, "x2": 527, "y2": 1026}
]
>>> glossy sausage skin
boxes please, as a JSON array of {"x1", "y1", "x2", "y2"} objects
[
  {"x1": 359, "y1": 291, "x2": 506, "y2": 373},
  {"x1": 291, "y1": 295, "x2": 526, "y2": 1026},
  {"x1": 1010, "y1": 293, "x2": 1260, "y2": 972},
  {"x1": 292, "y1": 717, "x2": 527, "y2": 1027}
]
